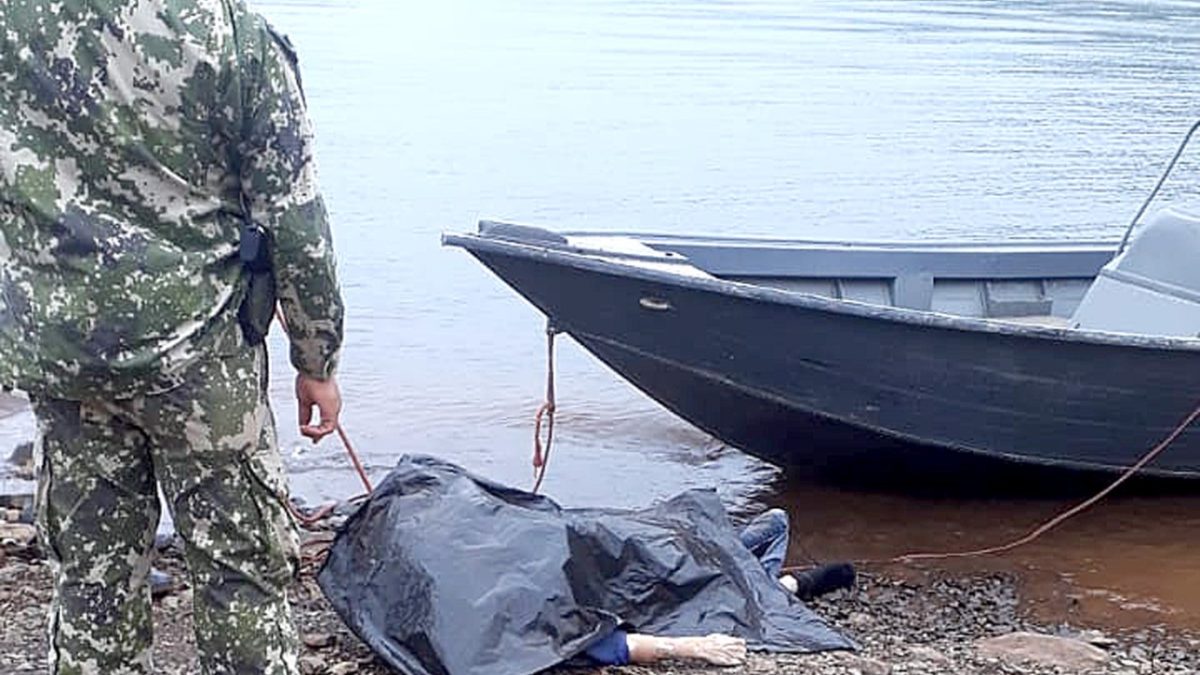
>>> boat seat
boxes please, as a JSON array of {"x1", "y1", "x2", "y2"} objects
[{"x1": 1071, "y1": 205, "x2": 1200, "y2": 337}]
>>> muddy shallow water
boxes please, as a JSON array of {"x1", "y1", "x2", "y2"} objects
[{"x1": 770, "y1": 456, "x2": 1200, "y2": 632}]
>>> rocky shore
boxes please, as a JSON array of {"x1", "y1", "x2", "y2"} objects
[{"x1": 1, "y1": 519, "x2": 1196, "y2": 675}]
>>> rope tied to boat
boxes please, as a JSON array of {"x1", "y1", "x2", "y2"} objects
[{"x1": 531, "y1": 324, "x2": 560, "y2": 494}]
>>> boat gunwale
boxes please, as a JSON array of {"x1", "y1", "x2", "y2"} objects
[
  {"x1": 442, "y1": 230, "x2": 1200, "y2": 353},
  {"x1": 569, "y1": 230, "x2": 1123, "y2": 253}
]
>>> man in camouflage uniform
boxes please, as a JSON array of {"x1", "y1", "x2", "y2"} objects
[{"x1": 0, "y1": 1, "x2": 345, "y2": 672}]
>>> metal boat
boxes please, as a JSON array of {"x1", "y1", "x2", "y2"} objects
[{"x1": 444, "y1": 207, "x2": 1200, "y2": 477}]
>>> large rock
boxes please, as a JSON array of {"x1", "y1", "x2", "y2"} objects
[{"x1": 977, "y1": 631, "x2": 1108, "y2": 671}]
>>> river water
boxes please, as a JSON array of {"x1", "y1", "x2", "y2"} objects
[{"x1": 4, "y1": 0, "x2": 1200, "y2": 631}]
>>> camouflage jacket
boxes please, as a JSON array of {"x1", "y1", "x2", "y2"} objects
[{"x1": 0, "y1": 0, "x2": 344, "y2": 400}]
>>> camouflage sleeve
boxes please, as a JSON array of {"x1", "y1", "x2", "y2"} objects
[{"x1": 240, "y1": 24, "x2": 344, "y2": 380}]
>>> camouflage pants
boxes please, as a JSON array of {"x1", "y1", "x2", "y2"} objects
[{"x1": 31, "y1": 346, "x2": 300, "y2": 675}]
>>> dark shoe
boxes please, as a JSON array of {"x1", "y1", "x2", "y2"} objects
[{"x1": 792, "y1": 562, "x2": 856, "y2": 600}]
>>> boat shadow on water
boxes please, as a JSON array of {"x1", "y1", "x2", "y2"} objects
[{"x1": 773, "y1": 441, "x2": 1199, "y2": 499}]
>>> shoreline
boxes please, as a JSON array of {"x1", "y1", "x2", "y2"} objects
[{"x1": 1, "y1": 536, "x2": 1196, "y2": 675}]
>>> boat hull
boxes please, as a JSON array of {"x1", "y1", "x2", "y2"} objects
[{"x1": 454, "y1": 238, "x2": 1200, "y2": 478}]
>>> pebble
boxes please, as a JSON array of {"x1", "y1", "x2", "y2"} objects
[
  {"x1": 303, "y1": 632, "x2": 337, "y2": 649},
  {"x1": 299, "y1": 655, "x2": 325, "y2": 674},
  {"x1": 906, "y1": 645, "x2": 951, "y2": 664},
  {"x1": 1077, "y1": 629, "x2": 1119, "y2": 648},
  {"x1": 847, "y1": 611, "x2": 873, "y2": 627},
  {"x1": 837, "y1": 653, "x2": 891, "y2": 675}
]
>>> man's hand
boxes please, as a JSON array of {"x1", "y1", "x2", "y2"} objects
[{"x1": 295, "y1": 374, "x2": 341, "y2": 442}]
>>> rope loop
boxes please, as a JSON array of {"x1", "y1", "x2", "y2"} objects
[{"x1": 531, "y1": 324, "x2": 560, "y2": 493}]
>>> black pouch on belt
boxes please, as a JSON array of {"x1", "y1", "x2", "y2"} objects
[{"x1": 238, "y1": 218, "x2": 277, "y2": 345}]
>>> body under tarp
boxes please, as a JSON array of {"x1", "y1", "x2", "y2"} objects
[{"x1": 317, "y1": 455, "x2": 853, "y2": 675}]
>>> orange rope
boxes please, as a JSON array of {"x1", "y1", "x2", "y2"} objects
[
  {"x1": 272, "y1": 306, "x2": 374, "y2": 531},
  {"x1": 531, "y1": 329, "x2": 558, "y2": 494},
  {"x1": 783, "y1": 399, "x2": 1200, "y2": 571},
  {"x1": 290, "y1": 501, "x2": 338, "y2": 527},
  {"x1": 337, "y1": 422, "x2": 374, "y2": 494}
]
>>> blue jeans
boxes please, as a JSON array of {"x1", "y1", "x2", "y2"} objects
[
  {"x1": 585, "y1": 508, "x2": 791, "y2": 665},
  {"x1": 737, "y1": 508, "x2": 790, "y2": 580}
]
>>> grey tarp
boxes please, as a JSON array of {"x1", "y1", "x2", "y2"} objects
[{"x1": 317, "y1": 455, "x2": 852, "y2": 675}]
